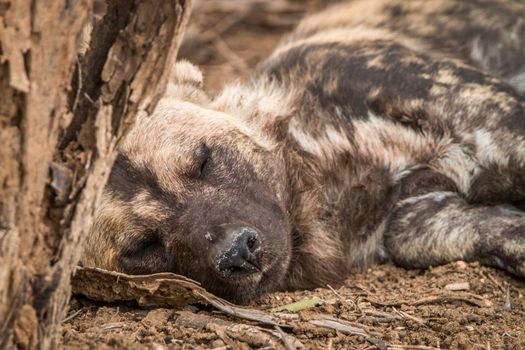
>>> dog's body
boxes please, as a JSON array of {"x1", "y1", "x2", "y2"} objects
[{"x1": 82, "y1": 0, "x2": 525, "y2": 303}]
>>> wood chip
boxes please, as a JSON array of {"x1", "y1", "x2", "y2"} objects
[{"x1": 444, "y1": 282, "x2": 470, "y2": 291}]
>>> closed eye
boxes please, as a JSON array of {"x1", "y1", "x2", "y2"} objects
[
  {"x1": 121, "y1": 230, "x2": 164, "y2": 259},
  {"x1": 119, "y1": 230, "x2": 171, "y2": 274},
  {"x1": 199, "y1": 155, "x2": 209, "y2": 178},
  {"x1": 193, "y1": 142, "x2": 211, "y2": 179}
]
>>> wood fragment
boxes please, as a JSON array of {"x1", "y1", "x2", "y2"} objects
[
  {"x1": 273, "y1": 313, "x2": 300, "y2": 321},
  {"x1": 393, "y1": 309, "x2": 427, "y2": 326},
  {"x1": 214, "y1": 328, "x2": 237, "y2": 349},
  {"x1": 275, "y1": 325, "x2": 296, "y2": 350},
  {"x1": 504, "y1": 283, "x2": 512, "y2": 311},
  {"x1": 196, "y1": 291, "x2": 281, "y2": 327},
  {"x1": 73, "y1": 267, "x2": 285, "y2": 328},
  {"x1": 308, "y1": 314, "x2": 388, "y2": 350},
  {"x1": 327, "y1": 284, "x2": 343, "y2": 300},
  {"x1": 412, "y1": 294, "x2": 492, "y2": 308},
  {"x1": 387, "y1": 345, "x2": 442, "y2": 350},
  {"x1": 444, "y1": 282, "x2": 470, "y2": 291},
  {"x1": 100, "y1": 322, "x2": 125, "y2": 330},
  {"x1": 61, "y1": 309, "x2": 82, "y2": 324},
  {"x1": 367, "y1": 293, "x2": 492, "y2": 308},
  {"x1": 327, "y1": 284, "x2": 361, "y2": 312},
  {"x1": 481, "y1": 271, "x2": 506, "y2": 294},
  {"x1": 309, "y1": 318, "x2": 368, "y2": 337},
  {"x1": 364, "y1": 309, "x2": 403, "y2": 322},
  {"x1": 327, "y1": 338, "x2": 333, "y2": 350}
]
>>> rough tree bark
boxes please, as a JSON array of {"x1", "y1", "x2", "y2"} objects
[{"x1": 0, "y1": 0, "x2": 191, "y2": 348}]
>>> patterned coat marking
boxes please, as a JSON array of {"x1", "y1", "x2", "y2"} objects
[{"x1": 82, "y1": 0, "x2": 525, "y2": 303}]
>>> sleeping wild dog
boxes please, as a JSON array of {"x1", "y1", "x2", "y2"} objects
[{"x1": 82, "y1": 0, "x2": 525, "y2": 303}]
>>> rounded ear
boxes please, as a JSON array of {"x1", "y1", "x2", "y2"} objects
[{"x1": 166, "y1": 60, "x2": 210, "y2": 104}]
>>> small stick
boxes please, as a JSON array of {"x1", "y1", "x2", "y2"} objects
[
  {"x1": 504, "y1": 283, "x2": 512, "y2": 311},
  {"x1": 327, "y1": 284, "x2": 360, "y2": 312},
  {"x1": 72, "y1": 57, "x2": 83, "y2": 113},
  {"x1": 101, "y1": 322, "x2": 125, "y2": 330},
  {"x1": 196, "y1": 291, "x2": 280, "y2": 327},
  {"x1": 274, "y1": 325, "x2": 296, "y2": 350},
  {"x1": 360, "y1": 309, "x2": 402, "y2": 323},
  {"x1": 62, "y1": 309, "x2": 82, "y2": 323},
  {"x1": 482, "y1": 271, "x2": 506, "y2": 294},
  {"x1": 327, "y1": 338, "x2": 333, "y2": 350},
  {"x1": 412, "y1": 294, "x2": 491, "y2": 308},
  {"x1": 444, "y1": 282, "x2": 470, "y2": 291},
  {"x1": 327, "y1": 284, "x2": 344, "y2": 300},
  {"x1": 83, "y1": 92, "x2": 95, "y2": 105},
  {"x1": 355, "y1": 283, "x2": 373, "y2": 295},
  {"x1": 388, "y1": 345, "x2": 442, "y2": 350},
  {"x1": 309, "y1": 315, "x2": 369, "y2": 337},
  {"x1": 394, "y1": 309, "x2": 427, "y2": 326},
  {"x1": 215, "y1": 328, "x2": 237, "y2": 349},
  {"x1": 368, "y1": 293, "x2": 491, "y2": 308},
  {"x1": 309, "y1": 315, "x2": 388, "y2": 349}
]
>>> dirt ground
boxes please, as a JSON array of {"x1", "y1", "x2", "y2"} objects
[
  {"x1": 61, "y1": 1, "x2": 525, "y2": 349},
  {"x1": 62, "y1": 262, "x2": 525, "y2": 350}
]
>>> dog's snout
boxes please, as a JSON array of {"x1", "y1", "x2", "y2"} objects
[{"x1": 216, "y1": 227, "x2": 261, "y2": 277}]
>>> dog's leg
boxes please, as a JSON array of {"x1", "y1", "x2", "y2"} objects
[{"x1": 384, "y1": 190, "x2": 525, "y2": 277}]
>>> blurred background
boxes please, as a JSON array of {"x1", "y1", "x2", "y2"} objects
[{"x1": 179, "y1": 0, "x2": 339, "y2": 92}]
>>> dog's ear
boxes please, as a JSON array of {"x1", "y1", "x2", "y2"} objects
[{"x1": 165, "y1": 60, "x2": 210, "y2": 104}]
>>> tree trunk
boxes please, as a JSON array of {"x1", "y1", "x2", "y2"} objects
[{"x1": 0, "y1": 0, "x2": 191, "y2": 348}]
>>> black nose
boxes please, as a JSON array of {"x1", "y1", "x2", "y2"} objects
[{"x1": 216, "y1": 227, "x2": 261, "y2": 277}]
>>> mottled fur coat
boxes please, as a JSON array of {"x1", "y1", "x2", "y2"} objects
[{"x1": 82, "y1": 0, "x2": 525, "y2": 303}]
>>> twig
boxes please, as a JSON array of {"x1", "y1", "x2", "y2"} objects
[
  {"x1": 393, "y1": 309, "x2": 427, "y2": 326},
  {"x1": 275, "y1": 325, "x2": 296, "y2": 350},
  {"x1": 360, "y1": 309, "x2": 402, "y2": 323},
  {"x1": 388, "y1": 345, "x2": 442, "y2": 350},
  {"x1": 214, "y1": 328, "x2": 237, "y2": 349},
  {"x1": 365, "y1": 309, "x2": 402, "y2": 320},
  {"x1": 83, "y1": 92, "x2": 95, "y2": 105},
  {"x1": 62, "y1": 309, "x2": 82, "y2": 323},
  {"x1": 72, "y1": 57, "x2": 83, "y2": 113},
  {"x1": 481, "y1": 271, "x2": 506, "y2": 294},
  {"x1": 354, "y1": 283, "x2": 373, "y2": 295},
  {"x1": 327, "y1": 284, "x2": 343, "y2": 299},
  {"x1": 412, "y1": 294, "x2": 491, "y2": 308},
  {"x1": 196, "y1": 291, "x2": 282, "y2": 327},
  {"x1": 367, "y1": 293, "x2": 491, "y2": 308},
  {"x1": 309, "y1": 314, "x2": 369, "y2": 337},
  {"x1": 309, "y1": 315, "x2": 388, "y2": 350},
  {"x1": 444, "y1": 282, "x2": 470, "y2": 291},
  {"x1": 101, "y1": 322, "x2": 125, "y2": 330},
  {"x1": 504, "y1": 283, "x2": 512, "y2": 311},
  {"x1": 327, "y1": 284, "x2": 361, "y2": 312}
]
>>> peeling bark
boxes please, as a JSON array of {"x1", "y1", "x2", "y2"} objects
[{"x1": 0, "y1": 0, "x2": 191, "y2": 348}]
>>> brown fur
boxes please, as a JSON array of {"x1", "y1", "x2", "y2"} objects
[{"x1": 82, "y1": 0, "x2": 525, "y2": 303}]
